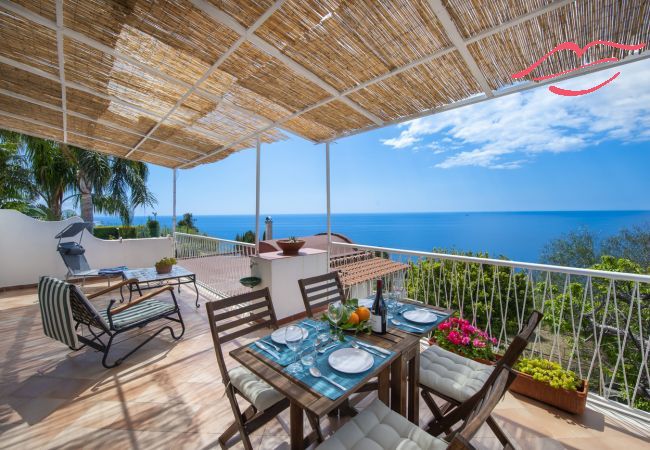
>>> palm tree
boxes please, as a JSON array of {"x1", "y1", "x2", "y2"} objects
[
  {"x1": 1, "y1": 130, "x2": 157, "y2": 223},
  {"x1": 22, "y1": 136, "x2": 77, "y2": 220},
  {"x1": 0, "y1": 130, "x2": 36, "y2": 212},
  {"x1": 69, "y1": 148, "x2": 156, "y2": 225}
]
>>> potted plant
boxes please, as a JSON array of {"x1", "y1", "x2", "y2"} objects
[
  {"x1": 276, "y1": 236, "x2": 305, "y2": 255},
  {"x1": 510, "y1": 357, "x2": 588, "y2": 415},
  {"x1": 430, "y1": 317, "x2": 497, "y2": 363},
  {"x1": 155, "y1": 257, "x2": 176, "y2": 274}
]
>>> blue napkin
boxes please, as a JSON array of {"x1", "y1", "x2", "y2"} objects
[
  {"x1": 284, "y1": 335, "x2": 395, "y2": 400},
  {"x1": 98, "y1": 266, "x2": 128, "y2": 275}
]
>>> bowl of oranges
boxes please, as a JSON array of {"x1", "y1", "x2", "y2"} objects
[{"x1": 321, "y1": 299, "x2": 372, "y2": 335}]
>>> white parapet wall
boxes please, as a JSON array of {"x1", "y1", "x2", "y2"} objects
[{"x1": 0, "y1": 210, "x2": 174, "y2": 288}]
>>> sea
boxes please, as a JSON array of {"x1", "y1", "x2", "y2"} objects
[{"x1": 95, "y1": 211, "x2": 650, "y2": 263}]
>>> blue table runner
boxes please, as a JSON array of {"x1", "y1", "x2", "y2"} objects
[
  {"x1": 285, "y1": 335, "x2": 394, "y2": 400},
  {"x1": 250, "y1": 319, "x2": 396, "y2": 400}
]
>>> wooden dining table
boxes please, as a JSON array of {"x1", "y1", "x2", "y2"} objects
[{"x1": 230, "y1": 303, "x2": 453, "y2": 450}]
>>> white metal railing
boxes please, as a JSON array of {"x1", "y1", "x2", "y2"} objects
[
  {"x1": 332, "y1": 241, "x2": 650, "y2": 413},
  {"x1": 174, "y1": 233, "x2": 255, "y2": 298}
]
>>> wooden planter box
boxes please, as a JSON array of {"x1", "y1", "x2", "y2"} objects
[{"x1": 509, "y1": 371, "x2": 588, "y2": 415}]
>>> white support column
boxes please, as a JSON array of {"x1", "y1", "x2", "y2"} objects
[
  {"x1": 326, "y1": 142, "x2": 332, "y2": 261},
  {"x1": 255, "y1": 137, "x2": 261, "y2": 255},
  {"x1": 172, "y1": 168, "x2": 177, "y2": 235}
]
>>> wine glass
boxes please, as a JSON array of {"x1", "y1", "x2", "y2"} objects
[
  {"x1": 328, "y1": 301, "x2": 343, "y2": 341},
  {"x1": 300, "y1": 345, "x2": 316, "y2": 370},
  {"x1": 285, "y1": 325, "x2": 304, "y2": 375},
  {"x1": 316, "y1": 330, "x2": 330, "y2": 350},
  {"x1": 386, "y1": 290, "x2": 397, "y2": 319}
]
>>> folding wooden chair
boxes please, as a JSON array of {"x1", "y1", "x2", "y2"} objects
[
  {"x1": 316, "y1": 366, "x2": 518, "y2": 450},
  {"x1": 420, "y1": 311, "x2": 543, "y2": 447},
  {"x1": 298, "y1": 272, "x2": 346, "y2": 317},
  {"x1": 205, "y1": 288, "x2": 322, "y2": 449}
]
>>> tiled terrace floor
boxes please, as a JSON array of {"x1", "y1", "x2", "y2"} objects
[{"x1": 1, "y1": 281, "x2": 648, "y2": 449}]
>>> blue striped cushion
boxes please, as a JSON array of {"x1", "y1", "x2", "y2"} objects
[
  {"x1": 38, "y1": 277, "x2": 79, "y2": 349},
  {"x1": 100, "y1": 300, "x2": 176, "y2": 330}
]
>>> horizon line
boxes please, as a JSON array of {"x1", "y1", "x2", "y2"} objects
[{"x1": 103, "y1": 209, "x2": 650, "y2": 217}]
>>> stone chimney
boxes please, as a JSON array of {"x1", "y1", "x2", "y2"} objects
[{"x1": 264, "y1": 216, "x2": 273, "y2": 240}]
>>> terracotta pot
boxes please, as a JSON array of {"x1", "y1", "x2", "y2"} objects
[
  {"x1": 509, "y1": 371, "x2": 588, "y2": 415},
  {"x1": 277, "y1": 239, "x2": 305, "y2": 255},
  {"x1": 156, "y1": 264, "x2": 173, "y2": 274}
]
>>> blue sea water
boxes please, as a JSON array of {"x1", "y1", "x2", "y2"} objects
[{"x1": 96, "y1": 211, "x2": 650, "y2": 263}]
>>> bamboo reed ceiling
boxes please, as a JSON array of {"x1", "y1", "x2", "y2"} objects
[{"x1": 0, "y1": 0, "x2": 648, "y2": 169}]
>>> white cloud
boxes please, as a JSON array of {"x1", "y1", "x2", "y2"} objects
[
  {"x1": 381, "y1": 134, "x2": 420, "y2": 149},
  {"x1": 381, "y1": 59, "x2": 650, "y2": 169}
]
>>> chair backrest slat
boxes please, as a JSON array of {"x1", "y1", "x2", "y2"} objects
[
  {"x1": 498, "y1": 310, "x2": 543, "y2": 368},
  {"x1": 298, "y1": 272, "x2": 346, "y2": 317},
  {"x1": 448, "y1": 367, "x2": 515, "y2": 449},
  {"x1": 205, "y1": 288, "x2": 278, "y2": 386}
]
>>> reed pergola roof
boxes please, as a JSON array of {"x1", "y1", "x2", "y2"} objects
[{"x1": 0, "y1": 0, "x2": 648, "y2": 168}]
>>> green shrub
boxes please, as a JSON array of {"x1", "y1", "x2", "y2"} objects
[
  {"x1": 515, "y1": 358, "x2": 581, "y2": 391},
  {"x1": 146, "y1": 217, "x2": 160, "y2": 237},
  {"x1": 118, "y1": 226, "x2": 138, "y2": 239},
  {"x1": 93, "y1": 226, "x2": 120, "y2": 240}
]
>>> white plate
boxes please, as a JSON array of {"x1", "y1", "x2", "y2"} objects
[
  {"x1": 328, "y1": 348, "x2": 374, "y2": 374},
  {"x1": 403, "y1": 309, "x2": 438, "y2": 324},
  {"x1": 271, "y1": 327, "x2": 309, "y2": 345},
  {"x1": 358, "y1": 298, "x2": 374, "y2": 308}
]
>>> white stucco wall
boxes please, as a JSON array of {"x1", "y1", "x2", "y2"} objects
[{"x1": 0, "y1": 210, "x2": 173, "y2": 288}]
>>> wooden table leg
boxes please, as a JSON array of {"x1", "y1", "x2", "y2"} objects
[
  {"x1": 290, "y1": 400, "x2": 304, "y2": 450},
  {"x1": 378, "y1": 366, "x2": 390, "y2": 405},
  {"x1": 407, "y1": 348, "x2": 420, "y2": 424},
  {"x1": 391, "y1": 354, "x2": 407, "y2": 415}
]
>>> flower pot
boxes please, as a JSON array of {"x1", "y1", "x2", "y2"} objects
[
  {"x1": 156, "y1": 264, "x2": 173, "y2": 274},
  {"x1": 509, "y1": 371, "x2": 588, "y2": 415},
  {"x1": 428, "y1": 339, "x2": 497, "y2": 365},
  {"x1": 277, "y1": 239, "x2": 305, "y2": 255}
]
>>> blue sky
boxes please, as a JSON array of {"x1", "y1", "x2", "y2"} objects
[{"x1": 141, "y1": 59, "x2": 650, "y2": 216}]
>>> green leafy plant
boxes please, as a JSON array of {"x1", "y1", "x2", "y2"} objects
[
  {"x1": 515, "y1": 358, "x2": 582, "y2": 391},
  {"x1": 155, "y1": 257, "x2": 177, "y2": 269},
  {"x1": 321, "y1": 299, "x2": 372, "y2": 340}
]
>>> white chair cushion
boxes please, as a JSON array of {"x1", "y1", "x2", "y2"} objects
[
  {"x1": 420, "y1": 345, "x2": 494, "y2": 402},
  {"x1": 316, "y1": 398, "x2": 448, "y2": 450},
  {"x1": 228, "y1": 366, "x2": 284, "y2": 411}
]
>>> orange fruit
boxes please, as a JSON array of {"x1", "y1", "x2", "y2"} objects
[
  {"x1": 347, "y1": 312, "x2": 360, "y2": 325},
  {"x1": 356, "y1": 307, "x2": 370, "y2": 322}
]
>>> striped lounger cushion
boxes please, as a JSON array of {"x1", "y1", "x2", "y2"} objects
[
  {"x1": 38, "y1": 276, "x2": 79, "y2": 349},
  {"x1": 99, "y1": 300, "x2": 176, "y2": 330}
]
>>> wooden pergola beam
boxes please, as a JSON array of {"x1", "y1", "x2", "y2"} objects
[
  {"x1": 126, "y1": 0, "x2": 288, "y2": 158},
  {"x1": 427, "y1": 0, "x2": 493, "y2": 97},
  {"x1": 0, "y1": 110, "x2": 189, "y2": 164},
  {"x1": 190, "y1": 0, "x2": 384, "y2": 127}
]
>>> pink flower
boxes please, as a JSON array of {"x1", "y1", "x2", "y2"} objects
[
  {"x1": 491, "y1": 337, "x2": 497, "y2": 345},
  {"x1": 438, "y1": 322, "x2": 450, "y2": 331},
  {"x1": 473, "y1": 338, "x2": 486, "y2": 348},
  {"x1": 448, "y1": 330, "x2": 462, "y2": 345},
  {"x1": 461, "y1": 336, "x2": 471, "y2": 346},
  {"x1": 461, "y1": 323, "x2": 475, "y2": 335}
]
